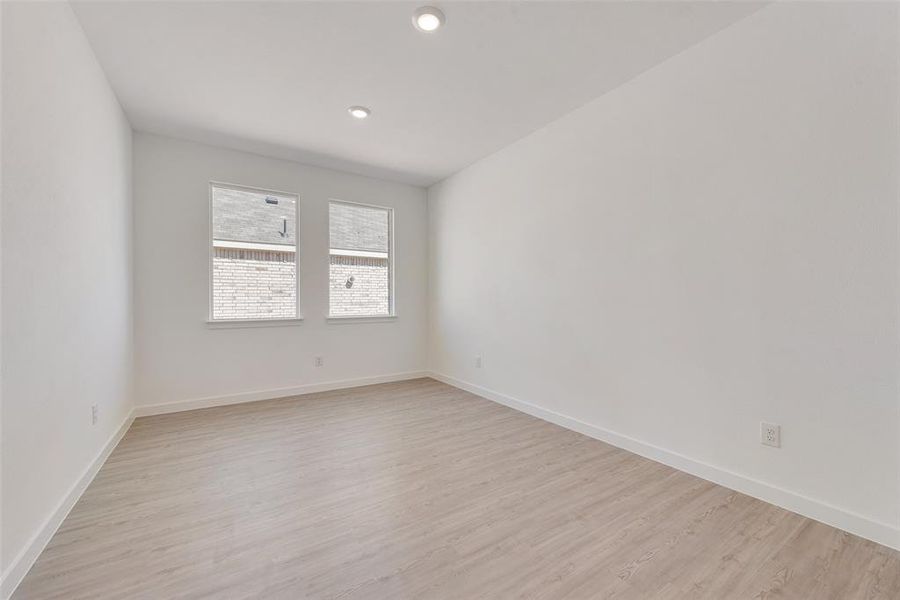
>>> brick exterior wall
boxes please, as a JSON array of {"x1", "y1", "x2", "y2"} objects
[
  {"x1": 329, "y1": 202, "x2": 388, "y2": 252},
  {"x1": 212, "y1": 247, "x2": 296, "y2": 319},
  {"x1": 211, "y1": 249, "x2": 389, "y2": 319},
  {"x1": 329, "y1": 254, "x2": 390, "y2": 316}
]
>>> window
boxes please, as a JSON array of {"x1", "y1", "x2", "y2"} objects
[
  {"x1": 210, "y1": 183, "x2": 299, "y2": 321},
  {"x1": 329, "y1": 200, "x2": 393, "y2": 317}
]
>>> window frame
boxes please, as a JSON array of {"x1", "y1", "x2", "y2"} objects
[
  {"x1": 327, "y1": 198, "x2": 396, "y2": 321},
  {"x1": 207, "y1": 181, "x2": 302, "y2": 325}
]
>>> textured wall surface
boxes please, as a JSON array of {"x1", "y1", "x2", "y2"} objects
[
  {"x1": 212, "y1": 186, "x2": 297, "y2": 245},
  {"x1": 329, "y1": 202, "x2": 389, "y2": 252}
]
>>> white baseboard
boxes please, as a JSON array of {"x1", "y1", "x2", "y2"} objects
[
  {"x1": 1, "y1": 410, "x2": 136, "y2": 600},
  {"x1": 5, "y1": 370, "x2": 894, "y2": 600},
  {"x1": 428, "y1": 371, "x2": 900, "y2": 551},
  {"x1": 134, "y1": 371, "x2": 429, "y2": 417},
  {"x1": 1, "y1": 371, "x2": 428, "y2": 599}
]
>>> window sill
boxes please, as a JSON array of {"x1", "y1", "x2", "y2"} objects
[
  {"x1": 326, "y1": 315, "x2": 397, "y2": 324},
  {"x1": 206, "y1": 317, "x2": 304, "y2": 329}
]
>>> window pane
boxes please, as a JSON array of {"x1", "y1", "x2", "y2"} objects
[
  {"x1": 211, "y1": 185, "x2": 297, "y2": 320},
  {"x1": 329, "y1": 202, "x2": 392, "y2": 317}
]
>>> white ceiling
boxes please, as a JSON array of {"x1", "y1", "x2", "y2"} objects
[{"x1": 72, "y1": 1, "x2": 763, "y2": 186}]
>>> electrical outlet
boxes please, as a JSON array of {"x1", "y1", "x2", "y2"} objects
[
  {"x1": 315, "y1": 356, "x2": 324, "y2": 368},
  {"x1": 91, "y1": 404, "x2": 99, "y2": 426},
  {"x1": 760, "y1": 422, "x2": 780, "y2": 448},
  {"x1": 474, "y1": 355, "x2": 482, "y2": 368}
]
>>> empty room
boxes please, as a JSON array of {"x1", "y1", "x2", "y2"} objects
[{"x1": 2, "y1": 1, "x2": 900, "y2": 598}]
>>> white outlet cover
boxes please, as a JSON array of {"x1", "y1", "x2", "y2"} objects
[
  {"x1": 474, "y1": 355, "x2": 482, "y2": 368},
  {"x1": 760, "y1": 422, "x2": 780, "y2": 448}
]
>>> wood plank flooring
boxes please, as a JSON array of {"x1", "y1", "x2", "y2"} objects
[{"x1": 14, "y1": 378, "x2": 900, "y2": 599}]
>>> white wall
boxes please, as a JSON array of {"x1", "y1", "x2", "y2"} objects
[
  {"x1": 1, "y1": 0, "x2": 134, "y2": 591},
  {"x1": 428, "y1": 2, "x2": 900, "y2": 548},
  {"x1": 133, "y1": 133, "x2": 427, "y2": 410}
]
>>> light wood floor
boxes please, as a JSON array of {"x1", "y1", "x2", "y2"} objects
[{"x1": 14, "y1": 378, "x2": 900, "y2": 599}]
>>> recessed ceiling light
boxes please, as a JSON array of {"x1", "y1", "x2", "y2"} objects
[
  {"x1": 413, "y1": 6, "x2": 445, "y2": 32},
  {"x1": 348, "y1": 106, "x2": 371, "y2": 119}
]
